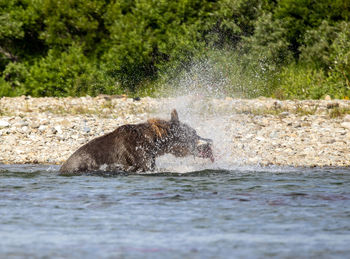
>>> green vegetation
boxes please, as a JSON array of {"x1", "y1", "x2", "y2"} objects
[{"x1": 1, "y1": 0, "x2": 350, "y2": 99}]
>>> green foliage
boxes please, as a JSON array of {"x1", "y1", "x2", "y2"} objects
[
  {"x1": 0, "y1": 0, "x2": 350, "y2": 99},
  {"x1": 300, "y1": 21, "x2": 349, "y2": 69},
  {"x1": 102, "y1": 0, "x2": 216, "y2": 89},
  {"x1": 24, "y1": 45, "x2": 122, "y2": 96},
  {"x1": 206, "y1": 0, "x2": 270, "y2": 48},
  {"x1": 242, "y1": 12, "x2": 293, "y2": 71},
  {"x1": 205, "y1": 50, "x2": 276, "y2": 98},
  {"x1": 326, "y1": 22, "x2": 350, "y2": 93},
  {"x1": 273, "y1": 64, "x2": 329, "y2": 99},
  {"x1": 1, "y1": 61, "x2": 29, "y2": 95},
  {"x1": 0, "y1": 0, "x2": 45, "y2": 67},
  {"x1": 153, "y1": 49, "x2": 276, "y2": 99},
  {"x1": 273, "y1": 0, "x2": 350, "y2": 55},
  {"x1": 41, "y1": 0, "x2": 106, "y2": 52},
  {"x1": 297, "y1": 20, "x2": 350, "y2": 98},
  {"x1": 0, "y1": 78, "x2": 14, "y2": 97},
  {"x1": 273, "y1": 63, "x2": 350, "y2": 100}
]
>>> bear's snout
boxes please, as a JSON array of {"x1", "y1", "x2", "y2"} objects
[{"x1": 195, "y1": 138, "x2": 214, "y2": 162}]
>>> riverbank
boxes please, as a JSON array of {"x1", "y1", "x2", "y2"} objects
[{"x1": 1, "y1": 95, "x2": 350, "y2": 167}]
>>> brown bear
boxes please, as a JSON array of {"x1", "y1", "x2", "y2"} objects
[{"x1": 59, "y1": 109, "x2": 214, "y2": 174}]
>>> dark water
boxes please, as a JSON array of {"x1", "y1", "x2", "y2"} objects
[{"x1": 1, "y1": 164, "x2": 350, "y2": 258}]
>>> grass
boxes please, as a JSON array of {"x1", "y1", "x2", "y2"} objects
[
  {"x1": 186, "y1": 99, "x2": 322, "y2": 118},
  {"x1": 0, "y1": 104, "x2": 11, "y2": 116},
  {"x1": 328, "y1": 106, "x2": 350, "y2": 118},
  {"x1": 243, "y1": 104, "x2": 350, "y2": 119},
  {"x1": 42, "y1": 105, "x2": 96, "y2": 116},
  {"x1": 101, "y1": 100, "x2": 114, "y2": 109},
  {"x1": 234, "y1": 107, "x2": 286, "y2": 116},
  {"x1": 295, "y1": 104, "x2": 319, "y2": 116},
  {"x1": 2, "y1": 95, "x2": 350, "y2": 120},
  {"x1": 233, "y1": 103, "x2": 322, "y2": 117},
  {"x1": 36, "y1": 101, "x2": 350, "y2": 120},
  {"x1": 35, "y1": 99, "x2": 153, "y2": 118}
]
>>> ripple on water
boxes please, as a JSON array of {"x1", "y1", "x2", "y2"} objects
[{"x1": 0, "y1": 164, "x2": 350, "y2": 258}]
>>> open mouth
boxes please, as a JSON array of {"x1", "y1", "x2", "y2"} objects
[{"x1": 196, "y1": 138, "x2": 214, "y2": 162}]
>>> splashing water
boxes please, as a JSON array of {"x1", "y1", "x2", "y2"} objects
[
  {"x1": 153, "y1": 59, "x2": 255, "y2": 173},
  {"x1": 158, "y1": 58, "x2": 231, "y2": 98},
  {"x1": 154, "y1": 96, "x2": 252, "y2": 173}
]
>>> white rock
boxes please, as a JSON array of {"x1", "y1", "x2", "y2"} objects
[
  {"x1": 18, "y1": 120, "x2": 29, "y2": 127},
  {"x1": 279, "y1": 112, "x2": 289, "y2": 118},
  {"x1": 38, "y1": 125, "x2": 47, "y2": 132},
  {"x1": 343, "y1": 114, "x2": 350, "y2": 122},
  {"x1": 341, "y1": 122, "x2": 350, "y2": 130},
  {"x1": 54, "y1": 125, "x2": 62, "y2": 134},
  {"x1": 30, "y1": 122, "x2": 40, "y2": 128},
  {"x1": 21, "y1": 126, "x2": 29, "y2": 133},
  {"x1": 83, "y1": 126, "x2": 91, "y2": 133},
  {"x1": 0, "y1": 120, "x2": 10, "y2": 128},
  {"x1": 255, "y1": 136, "x2": 266, "y2": 142}
]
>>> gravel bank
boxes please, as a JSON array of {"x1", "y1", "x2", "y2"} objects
[{"x1": 1, "y1": 95, "x2": 350, "y2": 168}]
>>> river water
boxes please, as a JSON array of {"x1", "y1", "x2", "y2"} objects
[{"x1": 1, "y1": 164, "x2": 350, "y2": 258}]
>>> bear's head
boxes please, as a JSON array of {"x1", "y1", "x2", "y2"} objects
[{"x1": 168, "y1": 109, "x2": 214, "y2": 162}]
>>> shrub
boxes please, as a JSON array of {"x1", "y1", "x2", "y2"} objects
[
  {"x1": 273, "y1": 64, "x2": 330, "y2": 99},
  {"x1": 273, "y1": 0, "x2": 350, "y2": 55},
  {"x1": 0, "y1": 78, "x2": 14, "y2": 97},
  {"x1": 1, "y1": 0, "x2": 350, "y2": 99},
  {"x1": 1, "y1": 61, "x2": 29, "y2": 95},
  {"x1": 24, "y1": 45, "x2": 122, "y2": 97},
  {"x1": 297, "y1": 21, "x2": 350, "y2": 98},
  {"x1": 102, "y1": 0, "x2": 218, "y2": 90},
  {"x1": 242, "y1": 13, "x2": 293, "y2": 72},
  {"x1": 153, "y1": 49, "x2": 276, "y2": 98}
]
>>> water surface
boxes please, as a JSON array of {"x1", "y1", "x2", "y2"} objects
[{"x1": 1, "y1": 164, "x2": 350, "y2": 258}]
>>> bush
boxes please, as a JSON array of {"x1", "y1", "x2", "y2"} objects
[
  {"x1": 242, "y1": 13, "x2": 293, "y2": 72},
  {"x1": 102, "y1": 0, "x2": 217, "y2": 90},
  {"x1": 272, "y1": 64, "x2": 328, "y2": 99},
  {"x1": 327, "y1": 22, "x2": 350, "y2": 93},
  {"x1": 1, "y1": 62, "x2": 28, "y2": 95},
  {"x1": 273, "y1": 0, "x2": 350, "y2": 55},
  {"x1": 24, "y1": 46, "x2": 122, "y2": 97},
  {"x1": 0, "y1": 0, "x2": 45, "y2": 70},
  {"x1": 152, "y1": 49, "x2": 276, "y2": 98},
  {"x1": 300, "y1": 21, "x2": 349, "y2": 69},
  {"x1": 41, "y1": 0, "x2": 106, "y2": 51},
  {"x1": 0, "y1": 78, "x2": 14, "y2": 97},
  {"x1": 297, "y1": 21, "x2": 350, "y2": 98},
  {"x1": 273, "y1": 64, "x2": 350, "y2": 100},
  {"x1": 1, "y1": 0, "x2": 350, "y2": 99}
]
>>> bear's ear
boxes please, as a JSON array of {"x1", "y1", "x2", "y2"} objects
[{"x1": 171, "y1": 109, "x2": 179, "y2": 123}]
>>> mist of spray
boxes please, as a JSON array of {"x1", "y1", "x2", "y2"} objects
[{"x1": 152, "y1": 57, "x2": 259, "y2": 173}]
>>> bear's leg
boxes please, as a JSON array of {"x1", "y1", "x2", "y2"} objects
[{"x1": 134, "y1": 153, "x2": 156, "y2": 172}]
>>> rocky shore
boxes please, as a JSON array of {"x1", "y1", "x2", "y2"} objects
[{"x1": 1, "y1": 95, "x2": 350, "y2": 168}]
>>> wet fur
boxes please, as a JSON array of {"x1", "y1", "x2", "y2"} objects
[{"x1": 59, "y1": 110, "x2": 206, "y2": 174}]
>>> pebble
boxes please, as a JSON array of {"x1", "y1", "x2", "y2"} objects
[
  {"x1": 1, "y1": 96, "x2": 350, "y2": 167},
  {"x1": 38, "y1": 125, "x2": 47, "y2": 132},
  {"x1": 0, "y1": 120, "x2": 10, "y2": 128},
  {"x1": 341, "y1": 122, "x2": 350, "y2": 130},
  {"x1": 279, "y1": 112, "x2": 289, "y2": 117},
  {"x1": 50, "y1": 127, "x2": 57, "y2": 134},
  {"x1": 54, "y1": 125, "x2": 62, "y2": 134},
  {"x1": 21, "y1": 126, "x2": 29, "y2": 133},
  {"x1": 83, "y1": 126, "x2": 91, "y2": 133}
]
